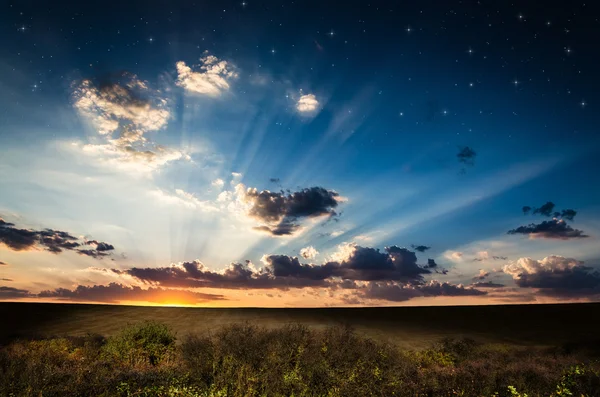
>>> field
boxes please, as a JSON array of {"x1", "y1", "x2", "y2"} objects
[
  {"x1": 2, "y1": 302, "x2": 600, "y2": 396},
  {"x1": 2, "y1": 302, "x2": 600, "y2": 348}
]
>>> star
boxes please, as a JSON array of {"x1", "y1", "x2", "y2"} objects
[
  {"x1": 467, "y1": 47, "x2": 474, "y2": 55},
  {"x1": 405, "y1": 26, "x2": 412, "y2": 33},
  {"x1": 270, "y1": 48, "x2": 276, "y2": 54},
  {"x1": 565, "y1": 47, "x2": 572, "y2": 55},
  {"x1": 580, "y1": 100, "x2": 587, "y2": 108},
  {"x1": 18, "y1": 25, "x2": 26, "y2": 32},
  {"x1": 546, "y1": 21, "x2": 552, "y2": 26},
  {"x1": 328, "y1": 30, "x2": 335, "y2": 37},
  {"x1": 469, "y1": 82, "x2": 474, "y2": 87},
  {"x1": 241, "y1": 1, "x2": 247, "y2": 7},
  {"x1": 399, "y1": 112, "x2": 404, "y2": 116},
  {"x1": 517, "y1": 13, "x2": 524, "y2": 20},
  {"x1": 513, "y1": 79, "x2": 519, "y2": 86},
  {"x1": 148, "y1": 37, "x2": 154, "y2": 43},
  {"x1": 442, "y1": 110, "x2": 448, "y2": 115}
]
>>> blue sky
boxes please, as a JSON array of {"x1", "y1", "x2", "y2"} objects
[{"x1": 1, "y1": 0, "x2": 599, "y2": 306}]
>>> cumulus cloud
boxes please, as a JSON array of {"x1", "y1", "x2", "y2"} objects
[
  {"x1": 38, "y1": 282, "x2": 225, "y2": 304},
  {"x1": 503, "y1": 256, "x2": 600, "y2": 290},
  {"x1": 0, "y1": 286, "x2": 31, "y2": 299},
  {"x1": 300, "y1": 246, "x2": 319, "y2": 259},
  {"x1": 230, "y1": 184, "x2": 343, "y2": 236},
  {"x1": 507, "y1": 219, "x2": 588, "y2": 240},
  {"x1": 0, "y1": 217, "x2": 114, "y2": 259},
  {"x1": 176, "y1": 52, "x2": 237, "y2": 96},
  {"x1": 472, "y1": 269, "x2": 490, "y2": 280},
  {"x1": 212, "y1": 178, "x2": 225, "y2": 189},
  {"x1": 445, "y1": 251, "x2": 464, "y2": 262},
  {"x1": 73, "y1": 72, "x2": 188, "y2": 173},
  {"x1": 296, "y1": 94, "x2": 319, "y2": 113},
  {"x1": 362, "y1": 280, "x2": 486, "y2": 302}
]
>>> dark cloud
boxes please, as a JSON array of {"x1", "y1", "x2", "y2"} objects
[
  {"x1": 0, "y1": 261, "x2": 7, "y2": 266},
  {"x1": 472, "y1": 255, "x2": 508, "y2": 262},
  {"x1": 493, "y1": 256, "x2": 508, "y2": 260},
  {"x1": 425, "y1": 259, "x2": 439, "y2": 268},
  {"x1": 471, "y1": 281, "x2": 505, "y2": 288},
  {"x1": 532, "y1": 201, "x2": 555, "y2": 217},
  {"x1": 110, "y1": 260, "x2": 327, "y2": 290},
  {"x1": 85, "y1": 240, "x2": 115, "y2": 251},
  {"x1": 457, "y1": 146, "x2": 476, "y2": 167},
  {"x1": 503, "y1": 256, "x2": 600, "y2": 290},
  {"x1": 0, "y1": 217, "x2": 115, "y2": 259},
  {"x1": 100, "y1": 245, "x2": 433, "y2": 293},
  {"x1": 507, "y1": 219, "x2": 588, "y2": 240},
  {"x1": 0, "y1": 286, "x2": 31, "y2": 299},
  {"x1": 77, "y1": 249, "x2": 110, "y2": 259},
  {"x1": 0, "y1": 222, "x2": 39, "y2": 251},
  {"x1": 411, "y1": 244, "x2": 431, "y2": 252},
  {"x1": 522, "y1": 202, "x2": 578, "y2": 221},
  {"x1": 560, "y1": 209, "x2": 577, "y2": 221},
  {"x1": 363, "y1": 280, "x2": 486, "y2": 302},
  {"x1": 242, "y1": 186, "x2": 341, "y2": 236},
  {"x1": 38, "y1": 282, "x2": 225, "y2": 304},
  {"x1": 0, "y1": 278, "x2": 13, "y2": 282}
]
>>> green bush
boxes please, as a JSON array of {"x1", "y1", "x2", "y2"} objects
[{"x1": 102, "y1": 321, "x2": 177, "y2": 367}]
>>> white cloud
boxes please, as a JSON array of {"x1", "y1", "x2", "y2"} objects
[
  {"x1": 211, "y1": 178, "x2": 225, "y2": 189},
  {"x1": 296, "y1": 93, "x2": 319, "y2": 113},
  {"x1": 300, "y1": 246, "x2": 319, "y2": 260},
  {"x1": 444, "y1": 251, "x2": 464, "y2": 262},
  {"x1": 503, "y1": 256, "x2": 583, "y2": 278},
  {"x1": 176, "y1": 52, "x2": 237, "y2": 96},
  {"x1": 149, "y1": 188, "x2": 219, "y2": 212},
  {"x1": 328, "y1": 242, "x2": 357, "y2": 263},
  {"x1": 72, "y1": 74, "x2": 188, "y2": 174}
]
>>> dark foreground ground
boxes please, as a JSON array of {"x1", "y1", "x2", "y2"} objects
[{"x1": 2, "y1": 301, "x2": 600, "y2": 348}]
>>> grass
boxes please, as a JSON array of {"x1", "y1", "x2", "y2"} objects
[
  {"x1": 1, "y1": 321, "x2": 600, "y2": 397},
  {"x1": 3, "y1": 302, "x2": 600, "y2": 349}
]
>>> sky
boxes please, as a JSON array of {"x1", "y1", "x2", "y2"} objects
[{"x1": 1, "y1": 0, "x2": 600, "y2": 307}]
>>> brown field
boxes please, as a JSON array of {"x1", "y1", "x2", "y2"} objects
[{"x1": 2, "y1": 301, "x2": 600, "y2": 349}]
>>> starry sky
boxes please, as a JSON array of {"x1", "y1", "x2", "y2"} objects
[{"x1": 1, "y1": 0, "x2": 600, "y2": 307}]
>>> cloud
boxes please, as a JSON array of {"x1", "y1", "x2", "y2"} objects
[
  {"x1": 362, "y1": 280, "x2": 486, "y2": 302},
  {"x1": 93, "y1": 244, "x2": 433, "y2": 295},
  {"x1": 0, "y1": 217, "x2": 114, "y2": 259},
  {"x1": 231, "y1": 184, "x2": 343, "y2": 236},
  {"x1": 38, "y1": 282, "x2": 225, "y2": 304},
  {"x1": 411, "y1": 244, "x2": 431, "y2": 252},
  {"x1": 84, "y1": 241, "x2": 115, "y2": 251},
  {"x1": 471, "y1": 281, "x2": 505, "y2": 288},
  {"x1": 212, "y1": 178, "x2": 225, "y2": 189},
  {"x1": 425, "y1": 259, "x2": 440, "y2": 268},
  {"x1": 150, "y1": 189, "x2": 220, "y2": 212},
  {"x1": 0, "y1": 286, "x2": 32, "y2": 299},
  {"x1": 457, "y1": 146, "x2": 476, "y2": 172},
  {"x1": 445, "y1": 251, "x2": 464, "y2": 262},
  {"x1": 521, "y1": 202, "x2": 578, "y2": 220},
  {"x1": 176, "y1": 52, "x2": 237, "y2": 96},
  {"x1": 108, "y1": 260, "x2": 327, "y2": 290},
  {"x1": 503, "y1": 256, "x2": 600, "y2": 290},
  {"x1": 0, "y1": 261, "x2": 6, "y2": 266},
  {"x1": 296, "y1": 94, "x2": 319, "y2": 113},
  {"x1": 532, "y1": 201, "x2": 556, "y2": 217},
  {"x1": 300, "y1": 246, "x2": 319, "y2": 259},
  {"x1": 507, "y1": 219, "x2": 588, "y2": 240},
  {"x1": 73, "y1": 72, "x2": 187, "y2": 173},
  {"x1": 473, "y1": 269, "x2": 490, "y2": 280}
]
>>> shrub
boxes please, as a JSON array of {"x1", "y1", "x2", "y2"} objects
[{"x1": 102, "y1": 321, "x2": 177, "y2": 367}]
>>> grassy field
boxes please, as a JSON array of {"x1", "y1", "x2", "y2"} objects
[{"x1": 2, "y1": 302, "x2": 600, "y2": 349}]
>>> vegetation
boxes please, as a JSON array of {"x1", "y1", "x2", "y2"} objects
[{"x1": 1, "y1": 321, "x2": 599, "y2": 397}]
